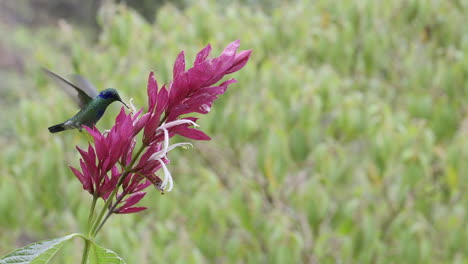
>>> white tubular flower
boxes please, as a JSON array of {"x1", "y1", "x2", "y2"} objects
[
  {"x1": 129, "y1": 98, "x2": 137, "y2": 113},
  {"x1": 148, "y1": 142, "x2": 193, "y2": 162},
  {"x1": 158, "y1": 158, "x2": 173, "y2": 192},
  {"x1": 159, "y1": 119, "x2": 199, "y2": 130},
  {"x1": 145, "y1": 120, "x2": 195, "y2": 191},
  {"x1": 160, "y1": 125, "x2": 170, "y2": 157}
]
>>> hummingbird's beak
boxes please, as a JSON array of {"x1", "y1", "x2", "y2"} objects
[{"x1": 119, "y1": 99, "x2": 130, "y2": 109}]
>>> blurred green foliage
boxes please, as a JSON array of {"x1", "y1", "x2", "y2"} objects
[{"x1": 0, "y1": 0, "x2": 467, "y2": 263}]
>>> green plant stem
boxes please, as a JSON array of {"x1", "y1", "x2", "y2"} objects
[
  {"x1": 94, "y1": 211, "x2": 112, "y2": 236},
  {"x1": 94, "y1": 191, "x2": 127, "y2": 235},
  {"x1": 87, "y1": 195, "x2": 98, "y2": 229},
  {"x1": 81, "y1": 239, "x2": 91, "y2": 264},
  {"x1": 80, "y1": 194, "x2": 98, "y2": 264}
]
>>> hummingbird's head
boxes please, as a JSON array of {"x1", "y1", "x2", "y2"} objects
[{"x1": 99, "y1": 88, "x2": 129, "y2": 108}]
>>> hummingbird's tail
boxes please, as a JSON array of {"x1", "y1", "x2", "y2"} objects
[{"x1": 48, "y1": 123, "x2": 66, "y2": 133}]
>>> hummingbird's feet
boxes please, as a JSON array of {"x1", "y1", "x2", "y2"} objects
[{"x1": 73, "y1": 123, "x2": 83, "y2": 132}]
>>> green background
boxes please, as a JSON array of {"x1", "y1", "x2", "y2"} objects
[{"x1": 0, "y1": 0, "x2": 467, "y2": 263}]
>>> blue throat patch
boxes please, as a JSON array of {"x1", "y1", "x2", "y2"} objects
[{"x1": 97, "y1": 109, "x2": 106, "y2": 119}]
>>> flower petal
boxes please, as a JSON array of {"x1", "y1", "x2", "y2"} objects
[
  {"x1": 70, "y1": 166, "x2": 92, "y2": 193},
  {"x1": 226, "y1": 49, "x2": 252, "y2": 74},
  {"x1": 171, "y1": 126, "x2": 211, "y2": 140},
  {"x1": 116, "y1": 207, "x2": 147, "y2": 214},
  {"x1": 173, "y1": 51, "x2": 186, "y2": 79},
  {"x1": 119, "y1": 191, "x2": 147, "y2": 209},
  {"x1": 147, "y1": 72, "x2": 158, "y2": 111},
  {"x1": 194, "y1": 44, "x2": 212, "y2": 65}
]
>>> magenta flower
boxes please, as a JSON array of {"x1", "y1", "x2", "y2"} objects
[
  {"x1": 70, "y1": 109, "x2": 135, "y2": 198},
  {"x1": 70, "y1": 40, "x2": 251, "y2": 214}
]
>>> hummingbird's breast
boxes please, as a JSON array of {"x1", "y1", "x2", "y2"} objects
[{"x1": 70, "y1": 97, "x2": 113, "y2": 127}]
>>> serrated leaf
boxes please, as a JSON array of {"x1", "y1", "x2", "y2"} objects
[
  {"x1": 0, "y1": 233, "x2": 83, "y2": 264},
  {"x1": 88, "y1": 242, "x2": 126, "y2": 264}
]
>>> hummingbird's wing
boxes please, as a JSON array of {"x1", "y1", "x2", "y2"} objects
[
  {"x1": 69, "y1": 74, "x2": 99, "y2": 99},
  {"x1": 43, "y1": 69, "x2": 97, "y2": 109}
]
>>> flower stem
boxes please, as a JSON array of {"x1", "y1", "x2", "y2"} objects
[
  {"x1": 79, "y1": 195, "x2": 98, "y2": 264},
  {"x1": 87, "y1": 195, "x2": 98, "y2": 229},
  {"x1": 88, "y1": 174, "x2": 126, "y2": 237},
  {"x1": 81, "y1": 239, "x2": 91, "y2": 264},
  {"x1": 88, "y1": 143, "x2": 147, "y2": 237},
  {"x1": 94, "y1": 190, "x2": 127, "y2": 235},
  {"x1": 94, "y1": 211, "x2": 112, "y2": 236}
]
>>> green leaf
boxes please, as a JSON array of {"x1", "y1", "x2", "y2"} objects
[
  {"x1": 88, "y1": 242, "x2": 126, "y2": 264},
  {"x1": 0, "y1": 233, "x2": 84, "y2": 264}
]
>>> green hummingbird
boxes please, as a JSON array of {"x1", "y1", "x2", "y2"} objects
[{"x1": 45, "y1": 69, "x2": 128, "y2": 133}]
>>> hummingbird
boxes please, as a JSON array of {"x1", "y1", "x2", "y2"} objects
[{"x1": 44, "y1": 69, "x2": 128, "y2": 133}]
